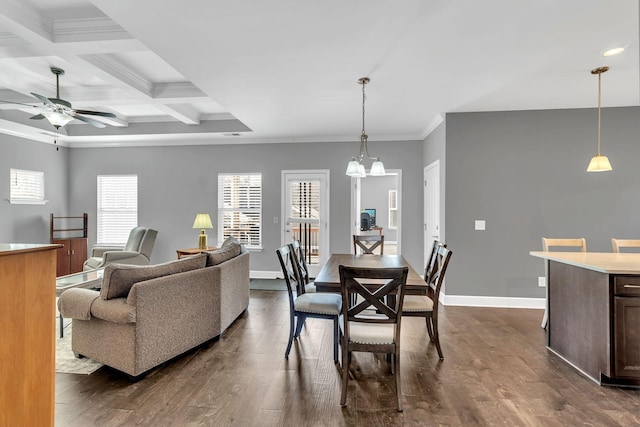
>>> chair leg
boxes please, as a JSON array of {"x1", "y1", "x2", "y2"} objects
[
  {"x1": 294, "y1": 314, "x2": 306, "y2": 338},
  {"x1": 333, "y1": 317, "x2": 339, "y2": 363},
  {"x1": 394, "y1": 347, "x2": 403, "y2": 412},
  {"x1": 340, "y1": 338, "x2": 349, "y2": 407},
  {"x1": 285, "y1": 314, "x2": 295, "y2": 359},
  {"x1": 425, "y1": 316, "x2": 434, "y2": 341},
  {"x1": 432, "y1": 316, "x2": 444, "y2": 360}
]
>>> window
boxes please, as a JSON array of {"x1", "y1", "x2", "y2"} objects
[
  {"x1": 97, "y1": 175, "x2": 138, "y2": 246},
  {"x1": 388, "y1": 190, "x2": 398, "y2": 229},
  {"x1": 9, "y1": 168, "x2": 46, "y2": 204},
  {"x1": 218, "y1": 173, "x2": 262, "y2": 249}
]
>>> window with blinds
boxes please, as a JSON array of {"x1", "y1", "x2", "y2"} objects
[
  {"x1": 97, "y1": 175, "x2": 138, "y2": 246},
  {"x1": 9, "y1": 168, "x2": 46, "y2": 204},
  {"x1": 218, "y1": 173, "x2": 262, "y2": 249}
]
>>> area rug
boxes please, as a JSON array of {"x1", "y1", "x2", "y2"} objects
[{"x1": 56, "y1": 319, "x2": 103, "y2": 375}]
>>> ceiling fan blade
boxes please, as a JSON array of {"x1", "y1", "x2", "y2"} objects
[
  {"x1": 0, "y1": 99, "x2": 39, "y2": 108},
  {"x1": 73, "y1": 114, "x2": 106, "y2": 128},
  {"x1": 30, "y1": 114, "x2": 45, "y2": 120},
  {"x1": 31, "y1": 92, "x2": 57, "y2": 108},
  {"x1": 74, "y1": 109, "x2": 116, "y2": 118}
]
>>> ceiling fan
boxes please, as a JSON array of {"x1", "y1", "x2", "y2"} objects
[{"x1": 2, "y1": 67, "x2": 116, "y2": 129}]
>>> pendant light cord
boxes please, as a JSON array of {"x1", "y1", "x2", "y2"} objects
[{"x1": 597, "y1": 71, "x2": 602, "y2": 156}]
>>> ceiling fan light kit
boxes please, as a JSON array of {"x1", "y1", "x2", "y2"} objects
[{"x1": 21, "y1": 67, "x2": 116, "y2": 130}]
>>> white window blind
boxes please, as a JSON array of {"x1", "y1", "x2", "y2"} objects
[
  {"x1": 97, "y1": 175, "x2": 138, "y2": 246},
  {"x1": 10, "y1": 168, "x2": 46, "y2": 204},
  {"x1": 389, "y1": 189, "x2": 398, "y2": 229},
  {"x1": 218, "y1": 173, "x2": 262, "y2": 249}
]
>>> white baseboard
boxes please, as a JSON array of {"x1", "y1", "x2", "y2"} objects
[
  {"x1": 249, "y1": 273, "x2": 545, "y2": 309},
  {"x1": 441, "y1": 292, "x2": 544, "y2": 309},
  {"x1": 251, "y1": 270, "x2": 281, "y2": 279}
]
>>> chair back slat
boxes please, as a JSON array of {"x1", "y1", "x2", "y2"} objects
[
  {"x1": 276, "y1": 245, "x2": 301, "y2": 309},
  {"x1": 339, "y1": 266, "x2": 408, "y2": 326},
  {"x1": 353, "y1": 235, "x2": 384, "y2": 255},
  {"x1": 611, "y1": 238, "x2": 640, "y2": 253},
  {"x1": 424, "y1": 240, "x2": 447, "y2": 283},
  {"x1": 541, "y1": 237, "x2": 586, "y2": 252},
  {"x1": 290, "y1": 240, "x2": 310, "y2": 292},
  {"x1": 428, "y1": 246, "x2": 453, "y2": 304}
]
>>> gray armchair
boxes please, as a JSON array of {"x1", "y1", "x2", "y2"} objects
[{"x1": 83, "y1": 227, "x2": 158, "y2": 271}]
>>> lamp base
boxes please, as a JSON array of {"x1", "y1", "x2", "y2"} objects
[{"x1": 198, "y1": 230, "x2": 208, "y2": 249}]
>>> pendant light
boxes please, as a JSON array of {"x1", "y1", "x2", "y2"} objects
[
  {"x1": 586, "y1": 66, "x2": 612, "y2": 172},
  {"x1": 346, "y1": 77, "x2": 385, "y2": 177}
]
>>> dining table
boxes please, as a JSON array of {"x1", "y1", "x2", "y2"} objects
[{"x1": 314, "y1": 253, "x2": 427, "y2": 294}]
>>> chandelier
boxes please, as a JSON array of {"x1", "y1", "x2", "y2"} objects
[
  {"x1": 345, "y1": 77, "x2": 385, "y2": 177},
  {"x1": 586, "y1": 66, "x2": 612, "y2": 172}
]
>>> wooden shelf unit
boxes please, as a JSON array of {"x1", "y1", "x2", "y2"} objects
[{"x1": 50, "y1": 213, "x2": 88, "y2": 277}]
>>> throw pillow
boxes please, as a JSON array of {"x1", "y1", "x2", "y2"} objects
[
  {"x1": 206, "y1": 242, "x2": 241, "y2": 266},
  {"x1": 100, "y1": 253, "x2": 207, "y2": 300},
  {"x1": 220, "y1": 236, "x2": 240, "y2": 248}
]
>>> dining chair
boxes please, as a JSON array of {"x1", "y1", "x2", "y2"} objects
[
  {"x1": 402, "y1": 243, "x2": 453, "y2": 360},
  {"x1": 541, "y1": 237, "x2": 587, "y2": 252},
  {"x1": 276, "y1": 245, "x2": 341, "y2": 362},
  {"x1": 611, "y1": 238, "x2": 640, "y2": 253},
  {"x1": 290, "y1": 240, "x2": 316, "y2": 293},
  {"x1": 540, "y1": 237, "x2": 587, "y2": 328},
  {"x1": 353, "y1": 234, "x2": 384, "y2": 255},
  {"x1": 338, "y1": 265, "x2": 409, "y2": 412}
]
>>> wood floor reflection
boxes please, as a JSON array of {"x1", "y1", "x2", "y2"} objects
[{"x1": 56, "y1": 290, "x2": 640, "y2": 426}]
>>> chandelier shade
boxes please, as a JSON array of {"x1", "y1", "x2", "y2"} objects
[{"x1": 345, "y1": 77, "x2": 385, "y2": 177}]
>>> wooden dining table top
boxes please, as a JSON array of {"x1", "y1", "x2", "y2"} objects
[{"x1": 313, "y1": 253, "x2": 427, "y2": 293}]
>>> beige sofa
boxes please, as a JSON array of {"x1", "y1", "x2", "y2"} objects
[{"x1": 58, "y1": 241, "x2": 249, "y2": 378}]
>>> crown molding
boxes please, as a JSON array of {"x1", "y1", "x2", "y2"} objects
[{"x1": 53, "y1": 17, "x2": 132, "y2": 43}]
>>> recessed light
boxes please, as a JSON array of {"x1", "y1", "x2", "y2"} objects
[{"x1": 602, "y1": 46, "x2": 625, "y2": 57}]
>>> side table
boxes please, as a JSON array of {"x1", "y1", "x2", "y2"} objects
[{"x1": 177, "y1": 246, "x2": 218, "y2": 259}]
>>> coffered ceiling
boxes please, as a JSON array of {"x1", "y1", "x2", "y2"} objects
[{"x1": 0, "y1": 0, "x2": 637, "y2": 148}]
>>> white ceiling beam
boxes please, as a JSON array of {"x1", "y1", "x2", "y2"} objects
[{"x1": 158, "y1": 103, "x2": 200, "y2": 125}]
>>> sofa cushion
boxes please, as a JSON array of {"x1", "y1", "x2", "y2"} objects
[
  {"x1": 100, "y1": 253, "x2": 208, "y2": 300},
  {"x1": 206, "y1": 242, "x2": 241, "y2": 266}
]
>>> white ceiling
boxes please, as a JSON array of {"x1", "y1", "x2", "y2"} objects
[{"x1": 0, "y1": 0, "x2": 637, "y2": 148}]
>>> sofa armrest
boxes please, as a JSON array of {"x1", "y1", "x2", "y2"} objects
[
  {"x1": 58, "y1": 288, "x2": 100, "y2": 320},
  {"x1": 90, "y1": 297, "x2": 136, "y2": 324},
  {"x1": 102, "y1": 251, "x2": 149, "y2": 264},
  {"x1": 91, "y1": 246, "x2": 123, "y2": 257}
]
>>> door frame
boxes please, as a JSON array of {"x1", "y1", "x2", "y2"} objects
[
  {"x1": 281, "y1": 169, "x2": 330, "y2": 276},
  {"x1": 350, "y1": 169, "x2": 402, "y2": 254},
  {"x1": 424, "y1": 160, "x2": 440, "y2": 271}
]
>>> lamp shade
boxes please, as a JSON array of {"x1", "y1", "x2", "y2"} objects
[
  {"x1": 370, "y1": 160, "x2": 386, "y2": 176},
  {"x1": 346, "y1": 160, "x2": 361, "y2": 177},
  {"x1": 357, "y1": 163, "x2": 367, "y2": 178},
  {"x1": 192, "y1": 213, "x2": 213, "y2": 229},
  {"x1": 587, "y1": 155, "x2": 612, "y2": 172},
  {"x1": 42, "y1": 111, "x2": 74, "y2": 127}
]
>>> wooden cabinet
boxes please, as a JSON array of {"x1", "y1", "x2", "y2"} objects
[
  {"x1": 613, "y1": 276, "x2": 640, "y2": 379},
  {"x1": 52, "y1": 238, "x2": 87, "y2": 276},
  {"x1": 0, "y1": 243, "x2": 60, "y2": 427},
  {"x1": 50, "y1": 213, "x2": 88, "y2": 277}
]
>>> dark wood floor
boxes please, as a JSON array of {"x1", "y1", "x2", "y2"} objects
[{"x1": 56, "y1": 290, "x2": 640, "y2": 426}]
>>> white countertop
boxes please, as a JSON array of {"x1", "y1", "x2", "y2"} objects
[{"x1": 530, "y1": 251, "x2": 640, "y2": 274}]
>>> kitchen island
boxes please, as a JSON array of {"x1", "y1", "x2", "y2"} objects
[{"x1": 530, "y1": 251, "x2": 640, "y2": 387}]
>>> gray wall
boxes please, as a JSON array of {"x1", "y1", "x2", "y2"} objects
[
  {"x1": 360, "y1": 174, "x2": 397, "y2": 241},
  {"x1": 445, "y1": 106, "x2": 640, "y2": 298},
  {"x1": 0, "y1": 135, "x2": 69, "y2": 243},
  {"x1": 68, "y1": 139, "x2": 424, "y2": 273}
]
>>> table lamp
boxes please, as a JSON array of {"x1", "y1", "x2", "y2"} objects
[{"x1": 192, "y1": 213, "x2": 213, "y2": 249}]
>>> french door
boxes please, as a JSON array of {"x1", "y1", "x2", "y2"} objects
[{"x1": 281, "y1": 170, "x2": 330, "y2": 277}]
